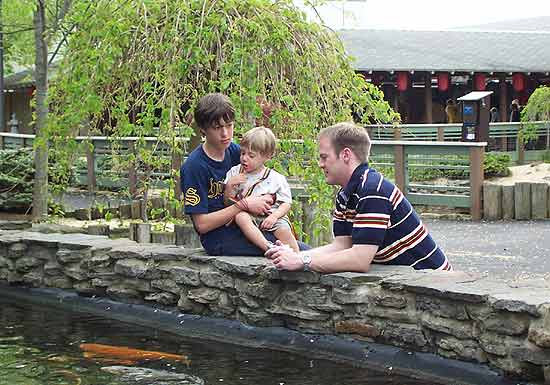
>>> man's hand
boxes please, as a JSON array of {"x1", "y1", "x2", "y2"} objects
[
  {"x1": 246, "y1": 195, "x2": 272, "y2": 215},
  {"x1": 265, "y1": 240, "x2": 304, "y2": 271},
  {"x1": 260, "y1": 214, "x2": 278, "y2": 230}
]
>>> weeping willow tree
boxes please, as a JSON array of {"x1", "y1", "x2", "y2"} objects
[{"x1": 49, "y1": 0, "x2": 398, "y2": 236}]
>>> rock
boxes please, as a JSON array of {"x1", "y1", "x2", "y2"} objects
[
  {"x1": 114, "y1": 258, "x2": 161, "y2": 280},
  {"x1": 170, "y1": 266, "x2": 200, "y2": 286},
  {"x1": 416, "y1": 295, "x2": 469, "y2": 320},
  {"x1": 335, "y1": 320, "x2": 380, "y2": 338},
  {"x1": 15, "y1": 256, "x2": 41, "y2": 272},
  {"x1": 212, "y1": 257, "x2": 266, "y2": 276},
  {"x1": 437, "y1": 336, "x2": 487, "y2": 363},
  {"x1": 332, "y1": 285, "x2": 373, "y2": 304},
  {"x1": 200, "y1": 270, "x2": 234, "y2": 289},
  {"x1": 56, "y1": 248, "x2": 92, "y2": 264},
  {"x1": 101, "y1": 366, "x2": 204, "y2": 385},
  {"x1": 187, "y1": 287, "x2": 221, "y2": 304},
  {"x1": 420, "y1": 312, "x2": 474, "y2": 340},
  {"x1": 145, "y1": 292, "x2": 178, "y2": 305},
  {"x1": 151, "y1": 279, "x2": 180, "y2": 294},
  {"x1": 235, "y1": 278, "x2": 281, "y2": 299}
]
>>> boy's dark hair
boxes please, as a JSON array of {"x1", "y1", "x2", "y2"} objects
[{"x1": 194, "y1": 93, "x2": 236, "y2": 132}]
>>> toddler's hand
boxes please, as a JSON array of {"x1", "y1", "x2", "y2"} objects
[{"x1": 260, "y1": 214, "x2": 278, "y2": 230}]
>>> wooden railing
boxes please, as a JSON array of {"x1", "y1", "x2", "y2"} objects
[
  {"x1": 367, "y1": 121, "x2": 550, "y2": 163},
  {"x1": 0, "y1": 132, "x2": 487, "y2": 219}
]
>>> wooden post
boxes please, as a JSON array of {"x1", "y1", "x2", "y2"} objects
[
  {"x1": 469, "y1": 145, "x2": 484, "y2": 220},
  {"x1": 531, "y1": 183, "x2": 549, "y2": 219},
  {"x1": 171, "y1": 151, "x2": 183, "y2": 200},
  {"x1": 499, "y1": 74, "x2": 508, "y2": 151},
  {"x1": 394, "y1": 144, "x2": 406, "y2": 192},
  {"x1": 517, "y1": 130, "x2": 525, "y2": 165},
  {"x1": 514, "y1": 182, "x2": 532, "y2": 220},
  {"x1": 502, "y1": 185, "x2": 515, "y2": 219},
  {"x1": 424, "y1": 73, "x2": 433, "y2": 123},
  {"x1": 0, "y1": 135, "x2": 4, "y2": 150},
  {"x1": 86, "y1": 141, "x2": 96, "y2": 193},
  {"x1": 437, "y1": 126, "x2": 445, "y2": 141},
  {"x1": 128, "y1": 141, "x2": 138, "y2": 197},
  {"x1": 394, "y1": 127, "x2": 402, "y2": 140},
  {"x1": 482, "y1": 183, "x2": 502, "y2": 220}
]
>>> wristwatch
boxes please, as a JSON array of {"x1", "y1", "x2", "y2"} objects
[{"x1": 301, "y1": 255, "x2": 312, "y2": 272}]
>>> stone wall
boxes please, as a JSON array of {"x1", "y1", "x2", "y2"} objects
[{"x1": 0, "y1": 230, "x2": 549, "y2": 383}]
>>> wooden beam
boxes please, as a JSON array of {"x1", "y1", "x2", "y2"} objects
[
  {"x1": 469, "y1": 146, "x2": 484, "y2": 220},
  {"x1": 424, "y1": 73, "x2": 433, "y2": 123},
  {"x1": 394, "y1": 144, "x2": 406, "y2": 192}
]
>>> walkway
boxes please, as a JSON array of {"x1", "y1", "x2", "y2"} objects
[{"x1": 425, "y1": 219, "x2": 550, "y2": 283}]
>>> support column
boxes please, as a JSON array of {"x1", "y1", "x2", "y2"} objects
[
  {"x1": 499, "y1": 74, "x2": 508, "y2": 150},
  {"x1": 470, "y1": 146, "x2": 484, "y2": 220},
  {"x1": 424, "y1": 73, "x2": 433, "y2": 123}
]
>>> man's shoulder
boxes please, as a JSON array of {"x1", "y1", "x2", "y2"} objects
[{"x1": 358, "y1": 168, "x2": 395, "y2": 196}]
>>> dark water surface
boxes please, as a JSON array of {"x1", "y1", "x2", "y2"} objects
[{"x1": 0, "y1": 296, "x2": 429, "y2": 385}]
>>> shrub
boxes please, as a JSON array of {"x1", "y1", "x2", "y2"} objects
[{"x1": 484, "y1": 153, "x2": 511, "y2": 177}]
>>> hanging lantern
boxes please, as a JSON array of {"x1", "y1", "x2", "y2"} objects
[
  {"x1": 28, "y1": 86, "x2": 36, "y2": 97},
  {"x1": 396, "y1": 72, "x2": 409, "y2": 91},
  {"x1": 474, "y1": 73, "x2": 486, "y2": 91},
  {"x1": 512, "y1": 73, "x2": 525, "y2": 92},
  {"x1": 437, "y1": 72, "x2": 449, "y2": 92}
]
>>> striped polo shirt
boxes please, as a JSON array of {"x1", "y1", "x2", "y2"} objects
[{"x1": 333, "y1": 163, "x2": 451, "y2": 270}]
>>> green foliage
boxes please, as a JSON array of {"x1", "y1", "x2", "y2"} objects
[
  {"x1": 521, "y1": 86, "x2": 550, "y2": 144},
  {"x1": 0, "y1": 147, "x2": 75, "y2": 212},
  {"x1": 483, "y1": 153, "x2": 511, "y2": 177},
  {"x1": 49, "y1": 0, "x2": 397, "y2": 236}
]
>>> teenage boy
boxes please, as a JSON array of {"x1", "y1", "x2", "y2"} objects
[
  {"x1": 266, "y1": 122, "x2": 452, "y2": 273},
  {"x1": 181, "y1": 93, "x2": 307, "y2": 256}
]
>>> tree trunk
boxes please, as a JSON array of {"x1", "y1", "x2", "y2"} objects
[{"x1": 32, "y1": 0, "x2": 49, "y2": 221}]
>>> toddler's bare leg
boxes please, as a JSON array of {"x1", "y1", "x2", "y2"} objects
[
  {"x1": 273, "y1": 227, "x2": 300, "y2": 253},
  {"x1": 234, "y1": 212, "x2": 270, "y2": 252}
]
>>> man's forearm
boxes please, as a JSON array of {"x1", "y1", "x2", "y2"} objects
[{"x1": 310, "y1": 247, "x2": 374, "y2": 273}]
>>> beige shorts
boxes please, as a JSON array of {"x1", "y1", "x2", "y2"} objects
[{"x1": 251, "y1": 214, "x2": 291, "y2": 232}]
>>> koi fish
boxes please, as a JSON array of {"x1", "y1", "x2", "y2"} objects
[{"x1": 79, "y1": 343, "x2": 190, "y2": 364}]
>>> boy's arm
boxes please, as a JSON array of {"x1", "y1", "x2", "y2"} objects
[
  {"x1": 193, "y1": 195, "x2": 273, "y2": 234},
  {"x1": 268, "y1": 201, "x2": 290, "y2": 219}
]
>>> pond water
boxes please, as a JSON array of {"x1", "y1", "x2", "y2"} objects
[{"x1": 0, "y1": 296, "x2": 429, "y2": 385}]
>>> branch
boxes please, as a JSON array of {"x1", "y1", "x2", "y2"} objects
[{"x1": 2, "y1": 27, "x2": 36, "y2": 34}]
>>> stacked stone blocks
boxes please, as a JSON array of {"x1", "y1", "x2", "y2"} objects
[{"x1": 0, "y1": 230, "x2": 549, "y2": 383}]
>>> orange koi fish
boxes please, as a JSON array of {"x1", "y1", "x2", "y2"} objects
[{"x1": 79, "y1": 343, "x2": 190, "y2": 364}]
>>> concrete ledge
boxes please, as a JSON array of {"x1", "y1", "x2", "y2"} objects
[{"x1": 0, "y1": 230, "x2": 549, "y2": 383}]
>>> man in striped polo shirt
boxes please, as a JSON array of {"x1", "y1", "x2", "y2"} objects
[{"x1": 266, "y1": 122, "x2": 451, "y2": 273}]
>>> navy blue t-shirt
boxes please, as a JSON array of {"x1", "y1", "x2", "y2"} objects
[{"x1": 180, "y1": 143, "x2": 240, "y2": 248}]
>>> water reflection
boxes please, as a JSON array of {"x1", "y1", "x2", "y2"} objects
[{"x1": 0, "y1": 296, "x2": 427, "y2": 385}]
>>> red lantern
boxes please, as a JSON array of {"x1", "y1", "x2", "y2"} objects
[
  {"x1": 28, "y1": 86, "x2": 36, "y2": 97},
  {"x1": 437, "y1": 72, "x2": 449, "y2": 92},
  {"x1": 512, "y1": 73, "x2": 525, "y2": 92},
  {"x1": 396, "y1": 72, "x2": 409, "y2": 91},
  {"x1": 474, "y1": 73, "x2": 486, "y2": 91}
]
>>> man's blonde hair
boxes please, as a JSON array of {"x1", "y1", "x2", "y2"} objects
[
  {"x1": 318, "y1": 122, "x2": 371, "y2": 163},
  {"x1": 241, "y1": 126, "x2": 277, "y2": 157}
]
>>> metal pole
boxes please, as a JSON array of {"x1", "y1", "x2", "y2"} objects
[{"x1": 0, "y1": 0, "x2": 4, "y2": 132}]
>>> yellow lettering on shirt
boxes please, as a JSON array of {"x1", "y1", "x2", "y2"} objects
[
  {"x1": 208, "y1": 179, "x2": 224, "y2": 199},
  {"x1": 185, "y1": 188, "x2": 201, "y2": 206}
]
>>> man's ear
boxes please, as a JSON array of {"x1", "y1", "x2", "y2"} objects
[{"x1": 341, "y1": 148, "x2": 352, "y2": 162}]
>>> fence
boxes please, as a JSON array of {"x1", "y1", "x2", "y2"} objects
[
  {"x1": 0, "y1": 132, "x2": 487, "y2": 219},
  {"x1": 367, "y1": 121, "x2": 550, "y2": 163}
]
